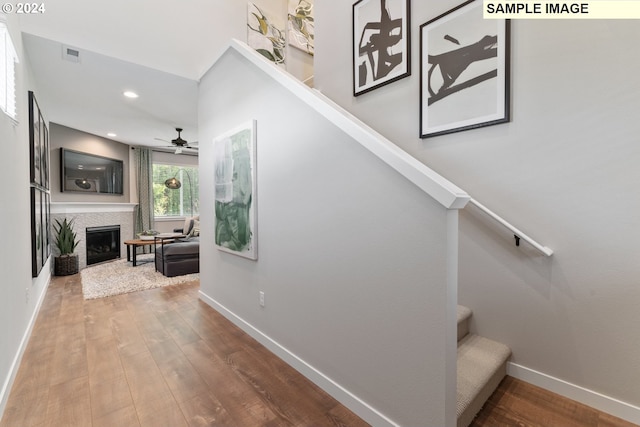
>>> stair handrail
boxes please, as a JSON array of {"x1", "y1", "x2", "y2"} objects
[
  {"x1": 217, "y1": 40, "x2": 552, "y2": 257},
  {"x1": 218, "y1": 39, "x2": 470, "y2": 210},
  {"x1": 468, "y1": 198, "x2": 553, "y2": 256}
]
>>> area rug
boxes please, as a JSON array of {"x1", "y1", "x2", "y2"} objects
[{"x1": 81, "y1": 254, "x2": 199, "y2": 300}]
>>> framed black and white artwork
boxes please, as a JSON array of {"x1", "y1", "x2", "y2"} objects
[
  {"x1": 29, "y1": 91, "x2": 42, "y2": 186},
  {"x1": 420, "y1": 0, "x2": 510, "y2": 138},
  {"x1": 353, "y1": 0, "x2": 411, "y2": 96},
  {"x1": 30, "y1": 187, "x2": 43, "y2": 277}
]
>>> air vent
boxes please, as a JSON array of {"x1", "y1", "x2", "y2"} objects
[{"x1": 62, "y1": 45, "x2": 81, "y2": 63}]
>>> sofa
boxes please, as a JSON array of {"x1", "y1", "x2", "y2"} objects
[{"x1": 155, "y1": 216, "x2": 200, "y2": 277}]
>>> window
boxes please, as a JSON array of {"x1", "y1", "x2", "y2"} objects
[
  {"x1": 0, "y1": 19, "x2": 18, "y2": 120},
  {"x1": 153, "y1": 163, "x2": 199, "y2": 217}
]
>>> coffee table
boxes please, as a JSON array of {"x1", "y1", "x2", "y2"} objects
[{"x1": 123, "y1": 239, "x2": 156, "y2": 266}]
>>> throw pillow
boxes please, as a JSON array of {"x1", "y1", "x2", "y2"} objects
[
  {"x1": 188, "y1": 219, "x2": 200, "y2": 237},
  {"x1": 183, "y1": 217, "x2": 194, "y2": 235}
]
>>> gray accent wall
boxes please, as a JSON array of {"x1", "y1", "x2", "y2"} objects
[
  {"x1": 315, "y1": 1, "x2": 640, "y2": 416},
  {"x1": 49, "y1": 123, "x2": 131, "y2": 203}
]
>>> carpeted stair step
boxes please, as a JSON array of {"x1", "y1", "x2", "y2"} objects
[
  {"x1": 457, "y1": 305, "x2": 472, "y2": 342},
  {"x1": 457, "y1": 333, "x2": 511, "y2": 427}
]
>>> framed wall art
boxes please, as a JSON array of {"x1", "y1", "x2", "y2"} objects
[
  {"x1": 288, "y1": 0, "x2": 314, "y2": 55},
  {"x1": 29, "y1": 91, "x2": 42, "y2": 186},
  {"x1": 213, "y1": 120, "x2": 258, "y2": 260},
  {"x1": 42, "y1": 121, "x2": 49, "y2": 189},
  {"x1": 29, "y1": 91, "x2": 50, "y2": 189},
  {"x1": 30, "y1": 187, "x2": 43, "y2": 277},
  {"x1": 248, "y1": 3, "x2": 286, "y2": 67},
  {"x1": 44, "y1": 191, "x2": 51, "y2": 260},
  {"x1": 28, "y1": 90, "x2": 51, "y2": 277},
  {"x1": 353, "y1": 0, "x2": 411, "y2": 96},
  {"x1": 420, "y1": 0, "x2": 510, "y2": 138}
]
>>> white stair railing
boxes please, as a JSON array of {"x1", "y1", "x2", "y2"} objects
[{"x1": 468, "y1": 198, "x2": 553, "y2": 256}]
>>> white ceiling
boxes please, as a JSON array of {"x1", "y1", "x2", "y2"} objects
[{"x1": 18, "y1": 0, "x2": 247, "y2": 149}]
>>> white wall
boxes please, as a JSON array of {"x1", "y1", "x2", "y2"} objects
[
  {"x1": 0, "y1": 16, "x2": 51, "y2": 414},
  {"x1": 198, "y1": 47, "x2": 459, "y2": 427},
  {"x1": 315, "y1": 0, "x2": 640, "y2": 418}
]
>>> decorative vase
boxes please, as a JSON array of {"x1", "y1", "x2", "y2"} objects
[{"x1": 54, "y1": 254, "x2": 79, "y2": 276}]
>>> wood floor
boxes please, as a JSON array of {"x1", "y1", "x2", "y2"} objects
[
  {"x1": 2, "y1": 274, "x2": 638, "y2": 427},
  {"x1": 471, "y1": 376, "x2": 639, "y2": 427},
  {"x1": 0, "y1": 275, "x2": 368, "y2": 427}
]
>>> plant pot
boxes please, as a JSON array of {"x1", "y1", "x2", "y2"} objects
[{"x1": 54, "y1": 254, "x2": 79, "y2": 276}]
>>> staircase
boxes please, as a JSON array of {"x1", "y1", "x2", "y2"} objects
[{"x1": 457, "y1": 305, "x2": 511, "y2": 427}]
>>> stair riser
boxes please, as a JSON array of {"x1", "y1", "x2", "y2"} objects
[
  {"x1": 458, "y1": 362, "x2": 507, "y2": 427},
  {"x1": 458, "y1": 318, "x2": 470, "y2": 342},
  {"x1": 457, "y1": 305, "x2": 472, "y2": 342}
]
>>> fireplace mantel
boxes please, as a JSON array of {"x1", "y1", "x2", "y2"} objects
[{"x1": 51, "y1": 202, "x2": 137, "y2": 215}]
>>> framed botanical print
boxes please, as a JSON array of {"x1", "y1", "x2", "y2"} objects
[
  {"x1": 214, "y1": 120, "x2": 258, "y2": 260},
  {"x1": 420, "y1": 0, "x2": 510, "y2": 138},
  {"x1": 288, "y1": 0, "x2": 314, "y2": 55},
  {"x1": 248, "y1": 3, "x2": 286, "y2": 67},
  {"x1": 353, "y1": 0, "x2": 411, "y2": 96}
]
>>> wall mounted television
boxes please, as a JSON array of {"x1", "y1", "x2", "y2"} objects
[{"x1": 60, "y1": 148, "x2": 124, "y2": 194}]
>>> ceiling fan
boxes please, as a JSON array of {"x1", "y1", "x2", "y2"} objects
[{"x1": 154, "y1": 128, "x2": 198, "y2": 154}]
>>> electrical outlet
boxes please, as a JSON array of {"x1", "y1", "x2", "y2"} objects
[
  {"x1": 25, "y1": 288, "x2": 30, "y2": 303},
  {"x1": 259, "y1": 291, "x2": 265, "y2": 307}
]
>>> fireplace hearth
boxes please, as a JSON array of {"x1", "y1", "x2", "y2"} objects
[{"x1": 86, "y1": 225, "x2": 121, "y2": 265}]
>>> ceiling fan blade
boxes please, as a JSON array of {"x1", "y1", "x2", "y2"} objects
[{"x1": 155, "y1": 128, "x2": 198, "y2": 151}]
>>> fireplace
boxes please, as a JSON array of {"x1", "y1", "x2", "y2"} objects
[{"x1": 86, "y1": 225, "x2": 121, "y2": 265}]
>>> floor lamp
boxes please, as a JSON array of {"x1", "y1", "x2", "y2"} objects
[{"x1": 164, "y1": 169, "x2": 194, "y2": 216}]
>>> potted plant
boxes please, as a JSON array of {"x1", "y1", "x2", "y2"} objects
[{"x1": 53, "y1": 218, "x2": 80, "y2": 276}]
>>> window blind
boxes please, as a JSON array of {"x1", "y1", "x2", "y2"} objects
[{"x1": 0, "y1": 20, "x2": 19, "y2": 120}]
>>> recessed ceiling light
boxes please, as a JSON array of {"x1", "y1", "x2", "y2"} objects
[
  {"x1": 107, "y1": 132, "x2": 117, "y2": 137},
  {"x1": 123, "y1": 91, "x2": 138, "y2": 99}
]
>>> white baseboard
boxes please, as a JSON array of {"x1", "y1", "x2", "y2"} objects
[
  {"x1": 198, "y1": 290, "x2": 400, "y2": 427},
  {"x1": 508, "y1": 362, "x2": 640, "y2": 425},
  {"x1": 0, "y1": 268, "x2": 52, "y2": 417}
]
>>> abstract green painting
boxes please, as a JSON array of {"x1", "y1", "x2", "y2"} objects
[{"x1": 214, "y1": 120, "x2": 257, "y2": 260}]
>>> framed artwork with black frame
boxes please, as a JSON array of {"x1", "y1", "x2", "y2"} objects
[
  {"x1": 29, "y1": 91, "x2": 42, "y2": 186},
  {"x1": 29, "y1": 90, "x2": 51, "y2": 277},
  {"x1": 353, "y1": 0, "x2": 411, "y2": 96},
  {"x1": 42, "y1": 117, "x2": 49, "y2": 190},
  {"x1": 30, "y1": 187, "x2": 43, "y2": 277},
  {"x1": 30, "y1": 187, "x2": 50, "y2": 277},
  {"x1": 44, "y1": 191, "x2": 51, "y2": 261},
  {"x1": 419, "y1": 0, "x2": 510, "y2": 138}
]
